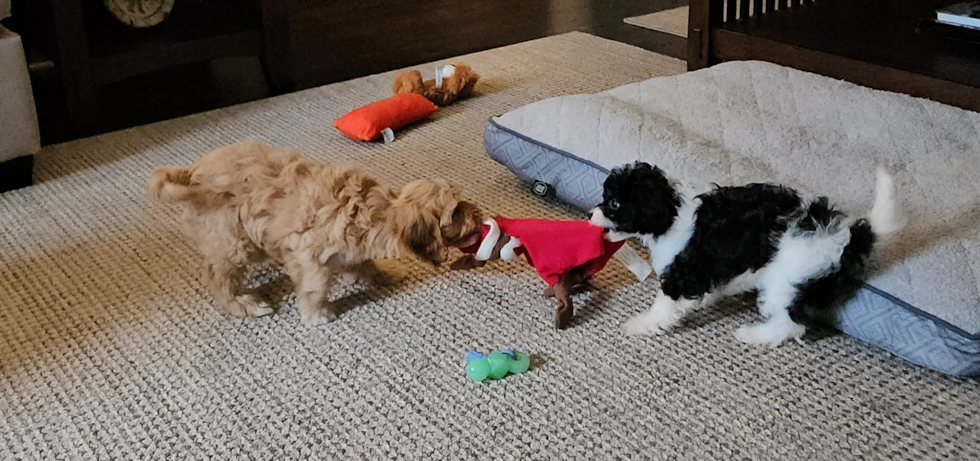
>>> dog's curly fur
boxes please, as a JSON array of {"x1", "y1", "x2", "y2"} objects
[
  {"x1": 591, "y1": 162, "x2": 904, "y2": 345},
  {"x1": 147, "y1": 141, "x2": 483, "y2": 324}
]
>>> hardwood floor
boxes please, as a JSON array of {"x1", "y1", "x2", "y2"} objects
[{"x1": 21, "y1": 0, "x2": 687, "y2": 144}]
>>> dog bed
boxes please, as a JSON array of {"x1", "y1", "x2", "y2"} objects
[{"x1": 484, "y1": 60, "x2": 980, "y2": 377}]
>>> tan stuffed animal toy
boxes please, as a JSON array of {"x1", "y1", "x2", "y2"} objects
[{"x1": 392, "y1": 64, "x2": 480, "y2": 107}]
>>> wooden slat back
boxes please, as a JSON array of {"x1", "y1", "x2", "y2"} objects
[{"x1": 721, "y1": 0, "x2": 818, "y2": 22}]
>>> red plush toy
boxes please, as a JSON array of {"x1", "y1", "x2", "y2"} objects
[
  {"x1": 333, "y1": 93, "x2": 438, "y2": 142},
  {"x1": 334, "y1": 63, "x2": 480, "y2": 142},
  {"x1": 451, "y1": 217, "x2": 625, "y2": 329}
]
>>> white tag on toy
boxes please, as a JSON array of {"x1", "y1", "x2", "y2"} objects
[
  {"x1": 434, "y1": 66, "x2": 444, "y2": 88},
  {"x1": 381, "y1": 128, "x2": 395, "y2": 144},
  {"x1": 614, "y1": 244, "x2": 652, "y2": 281}
]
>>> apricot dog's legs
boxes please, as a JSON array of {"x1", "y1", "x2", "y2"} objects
[
  {"x1": 285, "y1": 254, "x2": 337, "y2": 325},
  {"x1": 204, "y1": 260, "x2": 274, "y2": 318},
  {"x1": 339, "y1": 260, "x2": 407, "y2": 286}
]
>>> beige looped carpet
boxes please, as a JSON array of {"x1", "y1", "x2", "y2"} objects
[{"x1": 1, "y1": 33, "x2": 978, "y2": 460}]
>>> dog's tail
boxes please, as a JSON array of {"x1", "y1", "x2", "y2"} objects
[
  {"x1": 866, "y1": 167, "x2": 905, "y2": 239},
  {"x1": 146, "y1": 166, "x2": 228, "y2": 209},
  {"x1": 839, "y1": 167, "x2": 904, "y2": 264},
  {"x1": 791, "y1": 168, "x2": 904, "y2": 322}
]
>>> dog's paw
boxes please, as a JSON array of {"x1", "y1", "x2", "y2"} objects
[
  {"x1": 301, "y1": 308, "x2": 338, "y2": 326},
  {"x1": 221, "y1": 295, "x2": 274, "y2": 318},
  {"x1": 734, "y1": 321, "x2": 805, "y2": 346},
  {"x1": 622, "y1": 312, "x2": 666, "y2": 336},
  {"x1": 239, "y1": 295, "x2": 275, "y2": 318},
  {"x1": 299, "y1": 301, "x2": 337, "y2": 327},
  {"x1": 336, "y1": 271, "x2": 361, "y2": 286},
  {"x1": 341, "y1": 260, "x2": 407, "y2": 286}
]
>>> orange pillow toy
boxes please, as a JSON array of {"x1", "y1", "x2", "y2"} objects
[{"x1": 333, "y1": 93, "x2": 438, "y2": 142}]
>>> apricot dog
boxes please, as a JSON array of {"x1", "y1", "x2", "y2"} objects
[{"x1": 147, "y1": 141, "x2": 482, "y2": 324}]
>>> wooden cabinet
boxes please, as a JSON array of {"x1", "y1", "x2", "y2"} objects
[
  {"x1": 689, "y1": 0, "x2": 980, "y2": 112},
  {"x1": 12, "y1": 0, "x2": 290, "y2": 137}
]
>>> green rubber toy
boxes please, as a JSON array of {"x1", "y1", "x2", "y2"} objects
[
  {"x1": 465, "y1": 349, "x2": 531, "y2": 382},
  {"x1": 465, "y1": 357, "x2": 490, "y2": 381}
]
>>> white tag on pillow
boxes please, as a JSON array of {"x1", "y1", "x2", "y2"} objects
[
  {"x1": 614, "y1": 244, "x2": 652, "y2": 281},
  {"x1": 381, "y1": 128, "x2": 395, "y2": 144},
  {"x1": 434, "y1": 66, "x2": 443, "y2": 88}
]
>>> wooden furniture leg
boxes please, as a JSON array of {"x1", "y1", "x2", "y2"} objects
[
  {"x1": 258, "y1": 0, "x2": 293, "y2": 94},
  {"x1": 50, "y1": 0, "x2": 96, "y2": 136},
  {"x1": 0, "y1": 155, "x2": 34, "y2": 193}
]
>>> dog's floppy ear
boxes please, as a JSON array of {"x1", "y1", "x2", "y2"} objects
[
  {"x1": 442, "y1": 201, "x2": 483, "y2": 245},
  {"x1": 450, "y1": 254, "x2": 486, "y2": 271},
  {"x1": 631, "y1": 163, "x2": 679, "y2": 236},
  {"x1": 438, "y1": 193, "x2": 460, "y2": 227},
  {"x1": 392, "y1": 207, "x2": 448, "y2": 266},
  {"x1": 391, "y1": 179, "x2": 460, "y2": 266},
  {"x1": 410, "y1": 216, "x2": 449, "y2": 266}
]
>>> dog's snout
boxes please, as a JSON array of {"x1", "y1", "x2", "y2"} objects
[{"x1": 590, "y1": 207, "x2": 615, "y2": 229}]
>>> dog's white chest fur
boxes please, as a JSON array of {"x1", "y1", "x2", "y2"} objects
[{"x1": 640, "y1": 193, "x2": 700, "y2": 275}]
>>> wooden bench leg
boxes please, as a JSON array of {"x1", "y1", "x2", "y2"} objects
[
  {"x1": 0, "y1": 155, "x2": 35, "y2": 193},
  {"x1": 63, "y1": 83, "x2": 98, "y2": 137}
]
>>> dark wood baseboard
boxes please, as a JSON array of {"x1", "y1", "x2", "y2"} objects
[
  {"x1": 592, "y1": 21, "x2": 687, "y2": 61},
  {"x1": 0, "y1": 155, "x2": 35, "y2": 193}
]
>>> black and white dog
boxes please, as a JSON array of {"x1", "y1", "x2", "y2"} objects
[{"x1": 590, "y1": 162, "x2": 903, "y2": 345}]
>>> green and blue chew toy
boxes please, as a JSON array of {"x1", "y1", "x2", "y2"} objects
[{"x1": 465, "y1": 349, "x2": 531, "y2": 382}]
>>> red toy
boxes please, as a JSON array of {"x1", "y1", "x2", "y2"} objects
[
  {"x1": 451, "y1": 217, "x2": 625, "y2": 329},
  {"x1": 333, "y1": 93, "x2": 438, "y2": 142},
  {"x1": 334, "y1": 63, "x2": 480, "y2": 142}
]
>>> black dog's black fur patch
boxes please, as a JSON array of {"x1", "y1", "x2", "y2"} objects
[
  {"x1": 791, "y1": 218, "x2": 875, "y2": 323},
  {"x1": 661, "y1": 183, "x2": 803, "y2": 300},
  {"x1": 598, "y1": 162, "x2": 877, "y2": 322}
]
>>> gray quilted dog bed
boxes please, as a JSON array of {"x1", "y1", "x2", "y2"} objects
[{"x1": 485, "y1": 61, "x2": 980, "y2": 376}]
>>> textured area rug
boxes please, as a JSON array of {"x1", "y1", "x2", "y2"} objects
[
  {"x1": 1, "y1": 33, "x2": 977, "y2": 460},
  {"x1": 624, "y1": 7, "x2": 690, "y2": 38}
]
